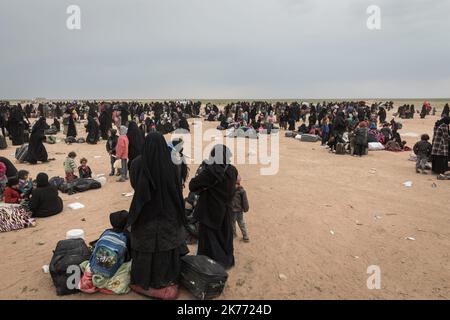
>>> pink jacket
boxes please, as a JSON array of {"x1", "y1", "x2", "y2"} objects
[{"x1": 116, "y1": 135, "x2": 129, "y2": 160}]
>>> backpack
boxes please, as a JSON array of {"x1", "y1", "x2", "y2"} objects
[
  {"x1": 15, "y1": 144, "x2": 29, "y2": 163},
  {"x1": 89, "y1": 230, "x2": 128, "y2": 278},
  {"x1": 49, "y1": 239, "x2": 91, "y2": 296},
  {"x1": 0, "y1": 135, "x2": 7, "y2": 150}
]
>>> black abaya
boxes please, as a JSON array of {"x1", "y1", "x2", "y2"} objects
[
  {"x1": 189, "y1": 145, "x2": 238, "y2": 269},
  {"x1": 127, "y1": 121, "x2": 144, "y2": 170},
  {"x1": 86, "y1": 116, "x2": 99, "y2": 144},
  {"x1": 127, "y1": 133, "x2": 187, "y2": 290},
  {"x1": 27, "y1": 117, "x2": 49, "y2": 164},
  {"x1": 66, "y1": 112, "x2": 77, "y2": 138}
]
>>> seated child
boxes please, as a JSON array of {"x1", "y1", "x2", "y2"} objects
[
  {"x1": 18, "y1": 170, "x2": 33, "y2": 199},
  {"x1": 413, "y1": 134, "x2": 432, "y2": 174},
  {"x1": 231, "y1": 175, "x2": 250, "y2": 242},
  {"x1": 4, "y1": 177, "x2": 21, "y2": 204},
  {"x1": 64, "y1": 152, "x2": 78, "y2": 182},
  {"x1": 78, "y1": 158, "x2": 92, "y2": 179}
]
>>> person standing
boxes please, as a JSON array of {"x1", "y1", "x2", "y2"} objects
[{"x1": 116, "y1": 126, "x2": 129, "y2": 182}]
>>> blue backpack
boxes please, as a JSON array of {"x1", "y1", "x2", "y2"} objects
[{"x1": 89, "y1": 230, "x2": 128, "y2": 278}]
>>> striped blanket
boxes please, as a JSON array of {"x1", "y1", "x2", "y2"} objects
[{"x1": 0, "y1": 204, "x2": 36, "y2": 233}]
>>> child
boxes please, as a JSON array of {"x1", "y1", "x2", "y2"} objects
[
  {"x1": 413, "y1": 134, "x2": 432, "y2": 174},
  {"x1": 78, "y1": 158, "x2": 92, "y2": 179},
  {"x1": 116, "y1": 126, "x2": 129, "y2": 182},
  {"x1": 231, "y1": 175, "x2": 250, "y2": 242},
  {"x1": 18, "y1": 170, "x2": 33, "y2": 199},
  {"x1": 4, "y1": 177, "x2": 21, "y2": 204},
  {"x1": 106, "y1": 129, "x2": 118, "y2": 176},
  {"x1": 64, "y1": 151, "x2": 78, "y2": 182}
]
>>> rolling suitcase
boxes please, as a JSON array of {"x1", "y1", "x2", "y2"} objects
[
  {"x1": 15, "y1": 143, "x2": 29, "y2": 163},
  {"x1": 180, "y1": 255, "x2": 228, "y2": 300}
]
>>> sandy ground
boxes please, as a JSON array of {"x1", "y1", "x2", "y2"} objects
[{"x1": 0, "y1": 103, "x2": 449, "y2": 300}]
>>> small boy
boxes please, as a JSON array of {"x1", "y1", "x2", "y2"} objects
[
  {"x1": 413, "y1": 134, "x2": 432, "y2": 174},
  {"x1": 18, "y1": 170, "x2": 33, "y2": 199},
  {"x1": 78, "y1": 158, "x2": 92, "y2": 179},
  {"x1": 64, "y1": 151, "x2": 78, "y2": 182},
  {"x1": 231, "y1": 175, "x2": 250, "y2": 242},
  {"x1": 4, "y1": 177, "x2": 21, "y2": 204}
]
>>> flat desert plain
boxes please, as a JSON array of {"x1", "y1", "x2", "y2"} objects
[{"x1": 0, "y1": 102, "x2": 449, "y2": 300}]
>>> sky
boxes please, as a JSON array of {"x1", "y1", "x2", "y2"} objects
[{"x1": 0, "y1": 0, "x2": 449, "y2": 99}]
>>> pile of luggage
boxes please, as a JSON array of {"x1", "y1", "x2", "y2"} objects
[
  {"x1": 49, "y1": 176, "x2": 102, "y2": 195},
  {"x1": 48, "y1": 210, "x2": 229, "y2": 300},
  {"x1": 65, "y1": 137, "x2": 86, "y2": 144}
]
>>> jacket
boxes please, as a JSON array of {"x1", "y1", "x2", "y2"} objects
[
  {"x1": 116, "y1": 135, "x2": 129, "y2": 160},
  {"x1": 413, "y1": 140, "x2": 432, "y2": 158},
  {"x1": 231, "y1": 186, "x2": 249, "y2": 213},
  {"x1": 4, "y1": 187, "x2": 21, "y2": 204}
]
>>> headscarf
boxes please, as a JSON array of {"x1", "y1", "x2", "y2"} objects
[
  {"x1": 36, "y1": 173, "x2": 49, "y2": 188},
  {"x1": 0, "y1": 162, "x2": 6, "y2": 178},
  {"x1": 119, "y1": 125, "x2": 128, "y2": 135},
  {"x1": 127, "y1": 132, "x2": 184, "y2": 227},
  {"x1": 126, "y1": 121, "x2": 144, "y2": 152}
]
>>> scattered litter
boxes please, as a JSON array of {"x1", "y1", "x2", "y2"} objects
[
  {"x1": 352, "y1": 256, "x2": 359, "y2": 259},
  {"x1": 402, "y1": 132, "x2": 419, "y2": 138},
  {"x1": 369, "y1": 168, "x2": 377, "y2": 174},
  {"x1": 42, "y1": 265, "x2": 49, "y2": 274},
  {"x1": 403, "y1": 181, "x2": 413, "y2": 188},
  {"x1": 122, "y1": 192, "x2": 134, "y2": 197},
  {"x1": 355, "y1": 221, "x2": 363, "y2": 226},
  {"x1": 68, "y1": 202, "x2": 85, "y2": 210},
  {"x1": 405, "y1": 237, "x2": 416, "y2": 241},
  {"x1": 278, "y1": 274, "x2": 288, "y2": 280},
  {"x1": 81, "y1": 218, "x2": 86, "y2": 222},
  {"x1": 374, "y1": 215, "x2": 382, "y2": 220},
  {"x1": 431, "y1": 183, "x2": 437, "y2": 188},
  {"x1": 330, "y1": 230, "x2": 335, "y2": 235},
  {"x1": 93, "y1": 156, "x2": 102, "y2": 159},
  {"x1": 37, "y1": 242, "x2": 45, "y2": 246}
]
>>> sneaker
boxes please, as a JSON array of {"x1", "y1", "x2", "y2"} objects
[{"x1": 243, "y1": 237, "x2": 250, "y2": 243}]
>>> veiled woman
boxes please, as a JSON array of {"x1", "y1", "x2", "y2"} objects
[
  {"x1": 8, "y1": 105, "x2": 26, "y2": 146},
  {"x1": 27, "y1": 117, "x2": 50, "y2": 164},
  {"x1": 126, "y1": 121, "x2": 145, "y2": 170},
  {"x1": 86, "y1": 115, "x2": 100, "y2": 144},
  {"x1": 127, "y1": 132, "x2": 187, "y2": 299},
  {"x1": 189, "y1": 144, "x2": 238, "y2": 269},
  {"x1": 66, "y1": 108, "x2": 77, "y2": 138}
]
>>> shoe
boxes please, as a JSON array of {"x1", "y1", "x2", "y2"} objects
[
  {"x1": 422, "y1": 171, "x2": 428, "y2": 175},
  {"x1": 416, "y1": 169, "x2": 420, "y2": 174},
  {"x1": 117, "y1": 178, "x2": 126, "y2": 182},
  {"x1": 109, "y1": 172, "x2": 115, "y2": 176},
  {"x1": 243, "y1": 237, "x2": 250, "y2": 243}
]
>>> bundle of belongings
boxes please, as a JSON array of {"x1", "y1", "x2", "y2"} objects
[
  {"x1": 49, "y1": 211, "x2": 131, "y2": 296},
  {"x1": 294, "y1": 134, "x2": 321, "y2": 143},
  {"x1": 226, "y1": 127, "x2": 259, "y2": 139},
  {"x1": 65, "y1": 137, "x2": 86, "y2": 144},
  {"x1": 0, "y1": 203, "x2": 36, "y2": 233},
  {"x1": 49, "y1": 176, "x2": 101, "y2": 195},
  {"x1": 15, "y1": 144, "x2": 29, "y2": 164}
]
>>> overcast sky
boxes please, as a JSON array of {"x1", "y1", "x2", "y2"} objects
[{"x1": 1, "y1": 0, "x2": 449, "y2": 99}]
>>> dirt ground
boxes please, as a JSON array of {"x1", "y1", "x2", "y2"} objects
[{"x1": 0, "y1": 102, "x2": 449, "y2": 300}]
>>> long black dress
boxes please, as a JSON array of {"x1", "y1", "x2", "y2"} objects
[
  {"x1": 8, "y1": 106, "x2": 25, "y2": 146},
  {"x1": 127, "y1": 132, "x2": 187, "y2": 290},
  {"x1": 99, "y1": 109, "x2": 112, "y2": 140},
  {"x1": 127, "y1": 121, "x2": 145, "y2": 170},
  {"x1": 66, "y1": 111, "x2": 77, "y2": 138},
  {"x1": 189, "y1": 145, "x2": 238, "y2": 269},
  {"x1": 27, "y1": 117, "x2": 49, "y2": 164},
  {"x1": 86, "y1": 116, "x2": 100, "y2": 144},
  {"x1": 0, "y1": 156, "x2": 18, "y2": 178}
]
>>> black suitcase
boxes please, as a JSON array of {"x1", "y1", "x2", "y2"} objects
[
  {"x1": 49, "y1": 239, "x2": 91, "y2": 296},
  {"x1": 180, "y1": 255, "x2": 228, "y2": 300},
  {"x1": 15, "y1": 143, "x2": 29, "y2": 163}
]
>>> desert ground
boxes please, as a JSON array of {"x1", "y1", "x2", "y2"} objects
[{"x1": 0, "y1": 100, "x2": 449, "y2": 300}]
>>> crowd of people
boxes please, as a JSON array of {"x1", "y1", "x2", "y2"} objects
[{"x1": 0, "y1": 98, "x2": 448, "y2": 299}]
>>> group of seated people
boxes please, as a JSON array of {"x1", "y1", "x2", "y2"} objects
[{"x1": 0, "y1": 157, "x2": 63, "y2": 218}]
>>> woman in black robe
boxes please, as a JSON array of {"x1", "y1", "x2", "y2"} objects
[
  {"x1": 66, "y1": 109, "x2": 77, "y2": 138},
  {"x1": 127, "y1": 132, "x2": 187, "y2": 299},
  {"x1": 8, "y1": 105, "x2": 26, "y2": 146},
  {"x1": 99, "y1": 107, "x2": 112, "y2": 140},
  {"x1": 189, "y1": 145, "x2": 238, "y2": 269},
  {"x1": 127, "y1": 121, "x2": 145, "y2": 170},
  {"x1": 27, "y1": 117, "x2": 49, "y2": 164},
  {"x1": 0, "y1": 156, "x2": 18, "y2": 178},
  {"x1": 442, "y1": 103, "x2": 450, "y2": 118},
  {"x1": 85, "y1": 115, "x2": 100, "y2": 144},
  {"x1": 30, "y1": 173, "x2": 63, "y2": 218}
]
